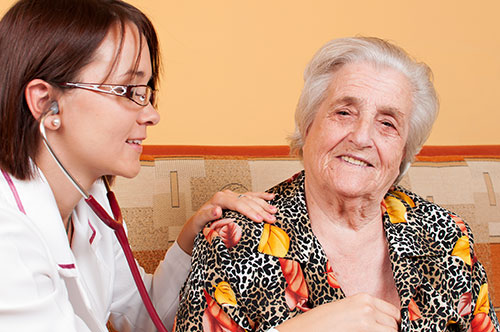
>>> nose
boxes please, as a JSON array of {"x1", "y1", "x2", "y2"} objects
[
  {"x1": 138, "y1": 103, "x2": 160, "y2": 126},
  {"x1": 348, "y1": 116, "x2": 374, "y2": 148}
]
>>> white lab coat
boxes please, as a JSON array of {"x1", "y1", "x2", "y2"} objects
[{"x1": 0, "y1": 168, "x2": 191, "y2": 332}]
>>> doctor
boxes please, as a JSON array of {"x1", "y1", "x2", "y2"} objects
[{"x1": 0, "y1": 0, "x2": 276, "y2": 331}]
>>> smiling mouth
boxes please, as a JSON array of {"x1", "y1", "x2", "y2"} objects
[
  {"x1": 126, "y1": 139, "x2": 143, "y2": 145},
  {"x1": 340, "y1": 155, "x2": 372, "y2": 167}
]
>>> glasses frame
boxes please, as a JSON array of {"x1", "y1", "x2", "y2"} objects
[{"x1": 60, "y1": 82, "x2": 156, "y2": 107}]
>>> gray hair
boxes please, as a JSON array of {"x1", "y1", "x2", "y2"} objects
[{"x1": 288, "y1": 37, "x2": 439, "y2": 183}]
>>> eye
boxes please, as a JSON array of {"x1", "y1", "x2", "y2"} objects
[
  {"x1": 132, "y1": 87, "x2": 148, "y2": 103},
  {"x1": 334, "y1": 108, "x2": 351, "y2": 117},
  {"x1": 382, "y1": 121, "x2": 395, "y2": 128}
]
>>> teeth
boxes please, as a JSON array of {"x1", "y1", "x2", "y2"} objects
[
  {"x1": 126, "y1": 139, "x2": 142, "y2": 145},
  {"x1": 341, "y1": 155, "x2": 368, "y2": 167}
]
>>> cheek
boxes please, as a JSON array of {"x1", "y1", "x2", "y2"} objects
[
  {"x1": 100, "y1": 115, "x2": 135, "y2": 141},
  {"x1": 380, "y1": 141, "x2": 406, "y2": 175}
]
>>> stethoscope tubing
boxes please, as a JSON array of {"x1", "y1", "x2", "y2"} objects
[{"x1": 39, "y1": 109, "x2": 169, "y2": 332}]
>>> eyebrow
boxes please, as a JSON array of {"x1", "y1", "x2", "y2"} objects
[
  {"x1": 331, "y1": 96, "x2": 360, "y2": 108},
  {"x1": 120, "y1": 69, "x2": 147, "y2": 80}
]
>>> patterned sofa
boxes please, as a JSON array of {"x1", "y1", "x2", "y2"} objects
[{"x1": 112, "y1": 145, "x2": 500, "y2": 318}]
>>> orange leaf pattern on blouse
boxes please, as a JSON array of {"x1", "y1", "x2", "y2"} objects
[
  {"x1": 279, "y1": 258, "x2": 310, "y2": 312},
  {"x1": 408, "y1": 298, "x2": 422, "y2": 321},
  {"x1": 203, "y1": 219, "x2": 242, "y2": 248},
  {"x1": 471, "y1": 284, "x2": 495, "y2": 332},
  {"x1": 203, "y1": 227, "x2": 219, "y2": 245},
  {"x1": 384, "y1": 195, "x2": 408, "y2": 224},
  {"x1": 452, "y1": 235, "x2": 472, "y2": 266},
  {"x1": 214, "y1": 281, "x2": 237, "y2": 307},
  {"x1": 474, "y1": 284, "x2": 490, "y2": 316},
  {"x1": 472, "y1": 313, "x2": 495, "y2": 332},
  {"x1": 458, "y1": 292, "x2": 472, "y2": 317},
  {"x1": 202, "y1": 290, "x2": 245, "y2": 332},
  {"x1": 325, "y1": 260, "x2": 340, "y2": 289},
  {"x1": 391, "y1": 190, "x2": 416, "y2": 208},
  {"x1": 258, "y1": 224, "x2": 290, "y2": 257},
  {"x1": 451, "y1": 214, "x2": 469, "y2": 236}
]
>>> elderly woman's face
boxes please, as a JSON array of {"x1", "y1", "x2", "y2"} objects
[{"x1": 302, "y1": 62, "x2": 412, "y2": 201}]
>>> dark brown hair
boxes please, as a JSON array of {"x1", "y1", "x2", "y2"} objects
[{"x1": 0, "y1": 0, "x2": 160, "y2": 179}]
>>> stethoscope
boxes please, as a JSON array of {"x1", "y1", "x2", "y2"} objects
[{"x1": 40, "y1": 101, "x2": 169, "y2": 332}]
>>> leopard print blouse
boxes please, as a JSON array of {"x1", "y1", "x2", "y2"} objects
[{"x1": 175, "y1": 171, "x2": 499, "y2": 332}]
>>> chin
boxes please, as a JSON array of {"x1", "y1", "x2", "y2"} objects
[
  {"x1": 113, "y1": 161, "x2": 141, "y2": 179},
  {"x1": 334, "y1": 180, "x2": 375, "y2": 199},
  {"x1": 336, "y1": 188, "x2": 370, "y2": 199}
]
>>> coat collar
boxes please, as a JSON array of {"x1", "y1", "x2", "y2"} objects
[
  {"x1": 1, "y1": 167, "x2": 108, "y2": 273},
  {"x1": 3, "y1": 168, "x2": 76, "y2": 268},
  {"x1": 283, "y1": 172, "x2": 449, "y2": 259},
  {"x1": 382, "y1": 187, "x2": 450, "y2": 259}
]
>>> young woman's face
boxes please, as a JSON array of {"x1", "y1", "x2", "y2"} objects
[{"x1": 55, "y1": 22, "x2": 159, "y2": 181}]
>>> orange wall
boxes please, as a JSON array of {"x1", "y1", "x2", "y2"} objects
[{"x1": 2, "y1": 0, "x2": 500, "y2": 146}]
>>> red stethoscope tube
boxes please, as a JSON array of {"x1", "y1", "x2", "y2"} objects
[{"x1": 86, "y1": 191, "x2": 169, "y2": 332}]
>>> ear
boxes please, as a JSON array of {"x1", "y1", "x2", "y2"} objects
[{"x1": 25, "y1": 79, "x2": 55, "y2": 120}]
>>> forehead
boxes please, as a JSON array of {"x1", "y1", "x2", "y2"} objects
[
  {"x1": 326, "y1": 62, "x2": 413, "y2": 113},
  {"x1": 79, "y1": 22, "x2": 151, "y2": 82}
]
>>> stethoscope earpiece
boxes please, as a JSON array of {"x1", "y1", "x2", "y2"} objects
[{"x1": 48, "y1": 101, "x2": 59, "y2": 115}]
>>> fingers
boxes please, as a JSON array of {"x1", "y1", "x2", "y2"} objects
[
  {"x1": 236, "y1": 192, "x2": 277, "y2": 223},
  {"x1": 276, "y1": 293, "x2": 400, "y2": 332},
  {"x1": 354, "y1": 293, "x2": 400, "y2": 331},
  {"x1": 373, "y1": 309, "x2": 399, "y2": 331},
  {"x1": 192, "y1": 204, "x2": 222, "y2": 226},
  {"x1": 231, "y1": 195, "x2": 273, "y2": 223},
  {"x1": 210, "y1": 190, "x2": 277, "y2": 223},
  {"x1": 244, "y1": 191, "x2": 276, "y2": 201},
  {"x1": 372, "y1": 296, "x2": 401, "y2": 325}
]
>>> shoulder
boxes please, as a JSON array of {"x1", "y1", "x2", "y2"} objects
[
  {"x1": 386, "y1": 186, "x2": 472, "y2": 254},
  {"x1": 219, "y1": 171, "x2": 305, "y2": 252},
  {"x1": 0, "y1": 185, "x2": 49, "y2": 250},
  {"x1": 0, "y1": 206, "x2": 60, "y2": 301},
  {"x1": 224, "y1": 170, "x2": 305, "y2": 223}
]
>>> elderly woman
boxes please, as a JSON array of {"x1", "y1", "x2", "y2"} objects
[{"x1": 175, "y1": 37, "x2": 500, "y2": 332}]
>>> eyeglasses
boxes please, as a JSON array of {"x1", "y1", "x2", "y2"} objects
[{"x1": 60, "y1": 82, "x2": 156, "y2": 107}]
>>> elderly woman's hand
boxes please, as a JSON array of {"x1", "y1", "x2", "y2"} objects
[
  {"x1": 275, "y1": 293, "x2": 401, "y2": 332},
  {"x1": 177, "y1": 190, "x2": 277, "y2": 254}
]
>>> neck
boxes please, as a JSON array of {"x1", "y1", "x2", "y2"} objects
[
  {"x1": 304, "y1": 176, "x2": 389, "y2": 255},
  {"x1": 35, "y1": 145, "x2": 97, "y2": 224},
  {"x1": 305, "y1": 178, "x2": 386, "y2": 231}
]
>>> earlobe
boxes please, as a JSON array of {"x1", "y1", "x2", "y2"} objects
[
  {"x1": 25, "y1": 79, "x2": 54, "y2": 120},
  {"x1": 51, "y1": 117, "x2": 61, "y2": 129}
]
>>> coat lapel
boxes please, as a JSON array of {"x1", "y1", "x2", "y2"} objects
[{"x1": 383, "y1": 188, "x2": 459, "y2": 331}]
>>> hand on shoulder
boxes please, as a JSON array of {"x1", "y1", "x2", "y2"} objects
[{"x1": 177, "y1": 190, "x2": 277, "y2": 254}]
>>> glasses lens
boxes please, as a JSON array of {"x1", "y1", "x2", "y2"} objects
[{"x1": 130, "y1": 86, "x2": 152, "y2": 106}]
